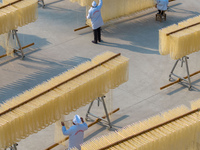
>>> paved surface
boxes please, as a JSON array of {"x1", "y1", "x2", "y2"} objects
[{"x1": 0, "y1": 0, "x2": 200, "y2": 149}]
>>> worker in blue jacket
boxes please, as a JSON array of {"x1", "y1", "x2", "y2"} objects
[
  {"x1": 87, "y1": 0, "x2": 104, "y2": 44},
  {"x1": 156, "y1": 0, "x2": 169, "y2": 15},
  {"x1": 61, "y1": 115, "x2": 88, "y2": 150}
]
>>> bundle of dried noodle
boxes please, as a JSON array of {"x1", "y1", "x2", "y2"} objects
[
  {"x1": 0, "y1": 0, "x2": 38, "y2": 35},
  {"x1": 81, "y1": 105, "x2": 200, "y2": 150},
  {"x1": 0, "y1": 0, "x2": 38, "y2": 56},
  {"x1": 159, "y1": 15, "x2": 200, "y2": 60}
]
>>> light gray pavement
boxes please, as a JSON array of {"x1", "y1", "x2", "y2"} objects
[{"x1": 1, "y1": 0, "x2": 200, "y2": 149}]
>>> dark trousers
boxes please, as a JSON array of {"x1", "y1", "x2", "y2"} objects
[
  {"x1": 93, "y1": 27, "x2": 101, "y2": 43},
  {"x1": 158, "y1": 10, "x2": 164, "y2": 15}
]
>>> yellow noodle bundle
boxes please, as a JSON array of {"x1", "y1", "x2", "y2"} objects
[
  {"x1": 159, "y1": 15, "x2": 200, "y2": 60},
  {"x1": 81, "y1": 105, "x2": 200, "y2": 150},
  {"x1": 86, "y1": 0, "x2": 156, "y2": 26},
  {"x1": 191, "y1": 99, "x2": 200, "y2": 110},
  {"x1": 0, "y1": 0, "x2": 38, "y2": 35},
  {"x1": 70, "y1": 0, "x2": 93, "y2": 7},
  {"x1": 0, "y1": 51, "x2": 129, "y2": 149}
]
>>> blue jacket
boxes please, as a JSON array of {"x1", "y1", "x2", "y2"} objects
[
  {"x1": 87, "y1": 0, "x2": 104, "y2": 29},
  {"x1": 157, "y1": 0, "x2": 168, "y2": 11},
  {"x1": 62, "y1": 122, "x2": 88, "y2": 150}
]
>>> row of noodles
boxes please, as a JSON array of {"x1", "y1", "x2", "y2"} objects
[
  {"x1": 0, "y1": 51, "x2": 129, "y2": 149},
  {"x1": 159, "y1": 15, "x2": 200, "y2": 60},
  {"x1": 80, "y1": 99, "x2": 200, "y2": 150},
  {"x1": 0, "y1": 0, "x2": 38, "y2": 35},
  {"x1": 70, "y1": 0, "x2": 156, "y2": 25}
]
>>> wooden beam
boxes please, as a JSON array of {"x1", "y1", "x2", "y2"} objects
[
  {"x1": 0, "y1": 43, "x2": 34, "y2": 59},
  {"x1": 166, "y1": 22, "x2": 200, "y2": 36},
  {"x1": 160, "y1": 70, "x2": 200, "y2": 90},
  {"x1": 0, "y1": 54, "x2": 7, "y2": 59},
  {"x1": 21, "y1": 43, "x2": 34, "y2": 49},
  {"x1": 45, "y1": 108, "x2": 120, "y2": 150},
  {"x1": 74, "y1": 25, "x2": 90, "y2": 32},
  {"x1": 0, "y1": 0, "x2": 23, "y2": 9}
]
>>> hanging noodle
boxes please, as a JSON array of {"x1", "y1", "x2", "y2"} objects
[
  {"x1": 159, "y1": 15, "x2": 200, "y2": 60},
  {"x1": 0, "y1": 51, "x2": 129, "y2": 149},
  {"x1": 0, "y1": 0, "x2": 38, "y2": 56},
  {"x1": 0, "y1": 0, "x2": 38, "y2": 35}
]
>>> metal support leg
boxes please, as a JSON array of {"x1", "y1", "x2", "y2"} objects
[
  {"x1": 38, "y1": 0, "x2": 45, "y2": 8},
  {"x1": 169, "y1": 59, "x2": 180, "y2": 80},
  {"x1": 185, "y1": 56, "x2": 191, "y2": 90},
  {"x1": 86, "y1": 101, "x2": 94, "y2": 119},
  {"x1": 13, "y1": 143, "x2": 18, "y2": 150},
  {"x1": 168, "y1": 56, "x2": 191, "y2": 90},
  {"x1": 4, "y1": 143, "x2": 18, "y2": 150},
  {"x1": 41, "y1": 0, "x2": 45, "y2": 8},
  {"x1": 12, "y1": 30, "x2": 25, "y2": 59},
  {"x1": 85, "y1": 96, "x2": 112, "y2": 129},
  {"x1": 101, "y1": 96, "x2": 112, "y2": 128}
]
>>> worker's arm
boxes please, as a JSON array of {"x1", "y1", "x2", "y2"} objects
[
  {"x1": 81, "y1": 117, "x2": 88, "y2": 130},
  {"x1": 98, "y1": 0, "x2": 103, "y2": 9},
  {"x1": 62, "y1": 126, "x2": 72, "y2": 135},
  {"x1": 82, "y1": 122, "x2": 88, "y2": 130},
  {"x1": 61, "y1": 122, "x2": 73, "y2": 135},
  {"x1": 87, "y1": 10, "x2": 91, "y2": 19}
]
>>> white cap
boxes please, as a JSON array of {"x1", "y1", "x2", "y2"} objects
[
  {"x1": 92, "y1": 1, "x2": 97, "y2": 7},
  {"x1": 73, "y1": 115, "x2": 81, "y2": 125}
]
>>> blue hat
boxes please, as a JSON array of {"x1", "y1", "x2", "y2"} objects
[
  {"x1": 92, "y1": 1, "x2": 97, "y2": 7},
  {"x1": 73, "y1": 115, "x2": 81, "y2": 125}
]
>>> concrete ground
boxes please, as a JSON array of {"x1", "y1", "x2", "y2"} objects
[{"x1": 0, "y1": 0, "x2": 200, "y2": 149}]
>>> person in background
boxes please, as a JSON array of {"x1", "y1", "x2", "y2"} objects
[
  {"x1": 156, "y1": 0, "x2": 169, "y2": 15},
  {"x1": 61, "y1": 115, "x2": 88, "y2": 150},
  {"x1": 87, "y1": 0, "x2": 104, "y2": 44}
]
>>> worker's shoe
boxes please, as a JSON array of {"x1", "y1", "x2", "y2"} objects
[{"x1": 92, "y1": 41, "x2": 97, "y2": 44}]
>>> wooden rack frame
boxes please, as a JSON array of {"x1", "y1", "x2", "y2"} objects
[
  {"x1": 160, "y1": 56, "x2": 193, "y2": 90},
  {"x1": 0, "y1": 30, "x2": 34, "y2": 60},
  {"x1": 38, "y1": 0, "x2": 45, "y2": 8},
  {"x1": 161, "y1": 20, "x2": 200, "y2": 90},
  {"x1": 160, "y1": 70, "x2": 200, "y2": 90},
  {"x1": 0, "y1": 0, "x2": 35, "y2": 59}
]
